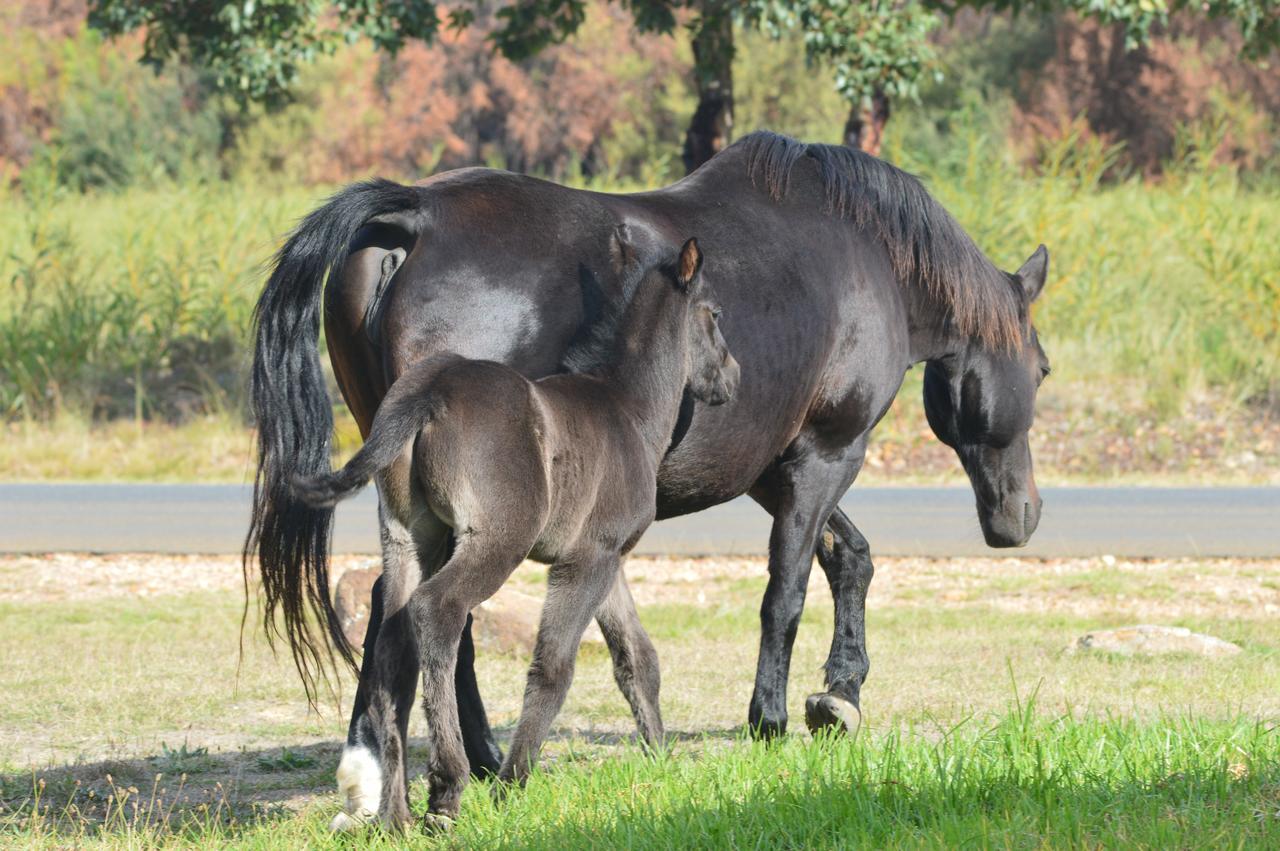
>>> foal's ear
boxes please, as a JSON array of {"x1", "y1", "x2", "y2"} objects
[
  {"x1": 676, "y1": 237, "x2": 702, "y2": 291},
  {"x1": 1015, "y1": 244, "x2": 1049, "y2": 302},
  {"x1": 610, "y1": 224, "x2": 639, "y2": 274}
]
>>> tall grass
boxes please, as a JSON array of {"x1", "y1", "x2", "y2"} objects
[
  {"x1": 8, "y1": 715, "x2": 1279, "y2": 848},
  {"x1": 1, "y1": 140, "x2": 1277, "y2": 425},
  {"x1": 0, "y1": 177, "x2": 316, "y2": 420}
]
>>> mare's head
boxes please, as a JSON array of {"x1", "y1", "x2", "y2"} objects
[
  {"x1": 923, "y1": 246, "x2": 1051, "y2": 547},
  {"x1": 669, "y1": 238, "x2": 740, "y2": 406}
]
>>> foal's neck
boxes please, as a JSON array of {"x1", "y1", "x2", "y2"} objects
[{"x1": 602, "y1": 275, "x2": 689, "y2": 457}]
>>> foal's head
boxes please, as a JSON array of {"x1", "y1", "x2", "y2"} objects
[
  {"x1": 923, "y1": 246, "x2": 1051, "y2": 548},
  {"x1": 669, "y1": 238, "x2": 740, "y2": 406}
]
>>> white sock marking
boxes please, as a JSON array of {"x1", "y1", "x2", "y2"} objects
[{"x1": 329, "y1": 744, "x2": 381, "y2": 831}]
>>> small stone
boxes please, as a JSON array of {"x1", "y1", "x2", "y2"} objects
[{"x1": 1072, "y1": 624, "x2": 1242, "y2": 657}]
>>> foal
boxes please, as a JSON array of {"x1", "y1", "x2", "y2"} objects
[{"x1": 293, "y1": 236, "x2": 739, "y2": 829}]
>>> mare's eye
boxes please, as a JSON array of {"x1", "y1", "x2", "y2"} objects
[{"x1": 711, "y1": 307, "x2": 722, "y2": 320}]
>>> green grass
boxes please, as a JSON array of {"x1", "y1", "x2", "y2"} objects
[
  {"x1": 1, "y1": 555, "x2": 1278, "y2": 846},
  {"x1": 10, "y1": 716, "x2": 1280, "y2": 849}
]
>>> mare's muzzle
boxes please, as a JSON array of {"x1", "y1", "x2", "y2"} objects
[
  {"x1": 963, "y1": 437, "x2": 1042, "y2": 548},
  {"x1": 977, "y1": 492, "x2": 1042, "y2": 548}
]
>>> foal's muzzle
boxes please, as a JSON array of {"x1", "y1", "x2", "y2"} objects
[{"x1": 714, "y1": 353, "x2": 741, "y2": 405}]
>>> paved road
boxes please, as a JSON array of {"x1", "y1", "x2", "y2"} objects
[{"x1": 1, "y1": 484, "x2": 1276, "y2": 557}]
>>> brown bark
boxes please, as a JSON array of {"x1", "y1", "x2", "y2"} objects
[
  {"x1": 682, "y1": 4, "x2": 734, "y2": 174},
  {"x1": 842, "y1": 89, "x2": 892, "y2": 157}
]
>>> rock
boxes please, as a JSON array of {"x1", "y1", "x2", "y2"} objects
[
  {"x1": 334, "y1": 567, "x2": 379, "y2": 648},
  {"x1": 469, "y1": 586, "x2": 605, "y2": 654},
  {"x1": 1072, "y1": 624, "x2": 1241, "y2": 657},
  {"x1": 333, "y1": 566, "x2": 603, "y2": 656}
]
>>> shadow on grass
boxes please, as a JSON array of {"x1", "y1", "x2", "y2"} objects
[
  {"x1": 0, "y1": 726, "x2": 746, "y2": 841},
  {"x1": 0, "y1": 740, "x2": 340, "y2": 841}
]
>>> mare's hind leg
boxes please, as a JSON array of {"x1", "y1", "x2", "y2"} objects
[
  {"x1": 746, "y1": 435, "x2": 867, "y2": 739},
  {"x1": 595, "y1": 571, "x2": 664, "y2": 745},
  {"x1": 500, "y1": 552, "x2": 621, "y2": 786},
  {"x1": 333, "y1": 501, "x2": 429, "y2": 831},
  {"x1": 409, "y1": 534, "x2": 531, "y2": 827},
  {"x1": 805, "y1": 506, "x2": 873, "y2": 736}
]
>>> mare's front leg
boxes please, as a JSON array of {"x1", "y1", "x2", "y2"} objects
[
  {"x1": 747, "y1": 436, "x2": 866, "y2": 738},
  {"x1": 500, "y1": 552, "x2": 621, "y2": 786},
  {"x1": 595, "y1": 570, "x2": 664, "y2": 745},
  {"x1": 805, "y1": 505, "x2": 873, "y2": 736}
]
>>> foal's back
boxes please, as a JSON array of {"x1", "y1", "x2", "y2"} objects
[{"x1": 407, "y1": 359, "x2": 659, "y2": 566}]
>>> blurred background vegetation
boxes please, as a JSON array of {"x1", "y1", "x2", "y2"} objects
[{"x1": 0, "y1": 0, "x2": 1277, "y2": 482}]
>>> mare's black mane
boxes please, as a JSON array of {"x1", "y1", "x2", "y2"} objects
[{"x1": 734, "y1": 131, "x2": 1024, "y2": 349}]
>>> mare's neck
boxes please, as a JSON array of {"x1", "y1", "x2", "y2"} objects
[
  {"x1": 602, "y1": 276, "x2": 689, "y2": 457},
  {"x1": 904, "y1": 279, "x2": 969, "y2": 364}
]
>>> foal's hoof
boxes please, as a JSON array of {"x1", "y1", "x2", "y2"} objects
[
  {"x1": 328, "y1": 807, "x2": 375, "y2": 832},
  {"x1": 421, "y1": 812, "x2": 457, "y2": 834},
  {"x1": 804, "y1": 692, "x2": 861, "y2": 737}
]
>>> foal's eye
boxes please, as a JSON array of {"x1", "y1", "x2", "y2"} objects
[{"x1": 711, "y1": 307, "x2": 723, "y2": 321}]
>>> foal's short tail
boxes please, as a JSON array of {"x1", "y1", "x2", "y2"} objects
[
  {"x1": 244, "y1": 178, "x2": 427, "y2": 701},
  {"x1": 291, "y1": 358, "x2": 449, "y2": 506}
]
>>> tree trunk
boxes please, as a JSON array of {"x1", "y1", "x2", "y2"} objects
[
  {"x1": 842, "y1": 88, "x2": 892, "y2": 157},
  {"x1": 682, "y1": 3, "x2": 734, "y2": 174}
]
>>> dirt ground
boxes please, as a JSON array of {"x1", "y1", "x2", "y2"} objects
[{"x1": 3, "y1": 551, "x2": 1278, "y2": 621}]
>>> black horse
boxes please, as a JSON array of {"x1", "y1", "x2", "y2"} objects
[
  {"x1": 246, "y1": 131, "x2": 1051, "y2": 828},
  {"x1": 291, "y1": 237, "x2": 737, "y2": 829}
]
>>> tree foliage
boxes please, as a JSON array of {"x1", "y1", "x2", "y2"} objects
[
  {"x1": 87, "y1": 0, "x2": 1279, "y2": 147},
  {"x1": 750, "y1": 0, "x2": 939, "y2": 110},
  {"x1": 87, "y1": 0, "x2": 465, "y2": 106},
  {"x1": 931, "y1": 0, "x2": 1280, "y2": 57}
]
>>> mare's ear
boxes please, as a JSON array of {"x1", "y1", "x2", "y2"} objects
[
  {"x1": 1015, "y1": 245, "x2": 1048, "y2": 302},
  {"x1": 676, "y1": 237, "x2": 702, "y2": 291},
  {"x1": 609, "y1": 224, "x2": 639, "y2": 275}
]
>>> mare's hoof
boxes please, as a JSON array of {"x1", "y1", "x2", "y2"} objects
[
  {"x1": 804, "y1": 692, "x2": 861, "y2": 737},
  {"x1": 749, "y1": 718, "x2": 787, "y2": 741},
  {"x1": 328, "y1": 807, "x2": 375, "y2": 832},
  {"x1": 422, "y1": 812, "x2": 457, "y2": 834}
]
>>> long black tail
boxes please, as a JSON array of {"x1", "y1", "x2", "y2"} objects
[
  {"x1": 244, "y1": 179, "x2": 426, "y2": 701},
  {"x1": 290, "y1": 359, "x2": 446, "y2": 509}
]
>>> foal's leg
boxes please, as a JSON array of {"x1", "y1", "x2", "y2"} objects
[
  {"x1": 348, "y1": 559, "x2": 504, "y2": 785},
  {"x1": 333, "y1": 502, "x2": 424, "y2": 831},
  {"x1": 747, "y1": 436, "x2": 867, "y2": 739},
  {"x1": 409, "y1": 535, "x2": 529, "y2": 827},
  {"x1": 595, "y1": 571, "x2": 664, "y2": 745},
  {"x1": 500, "y1": 553, "x2": 620, "y2": 786},
  {"x1": 805, "y1": 505, "x2": 873, "y2": 736}
]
